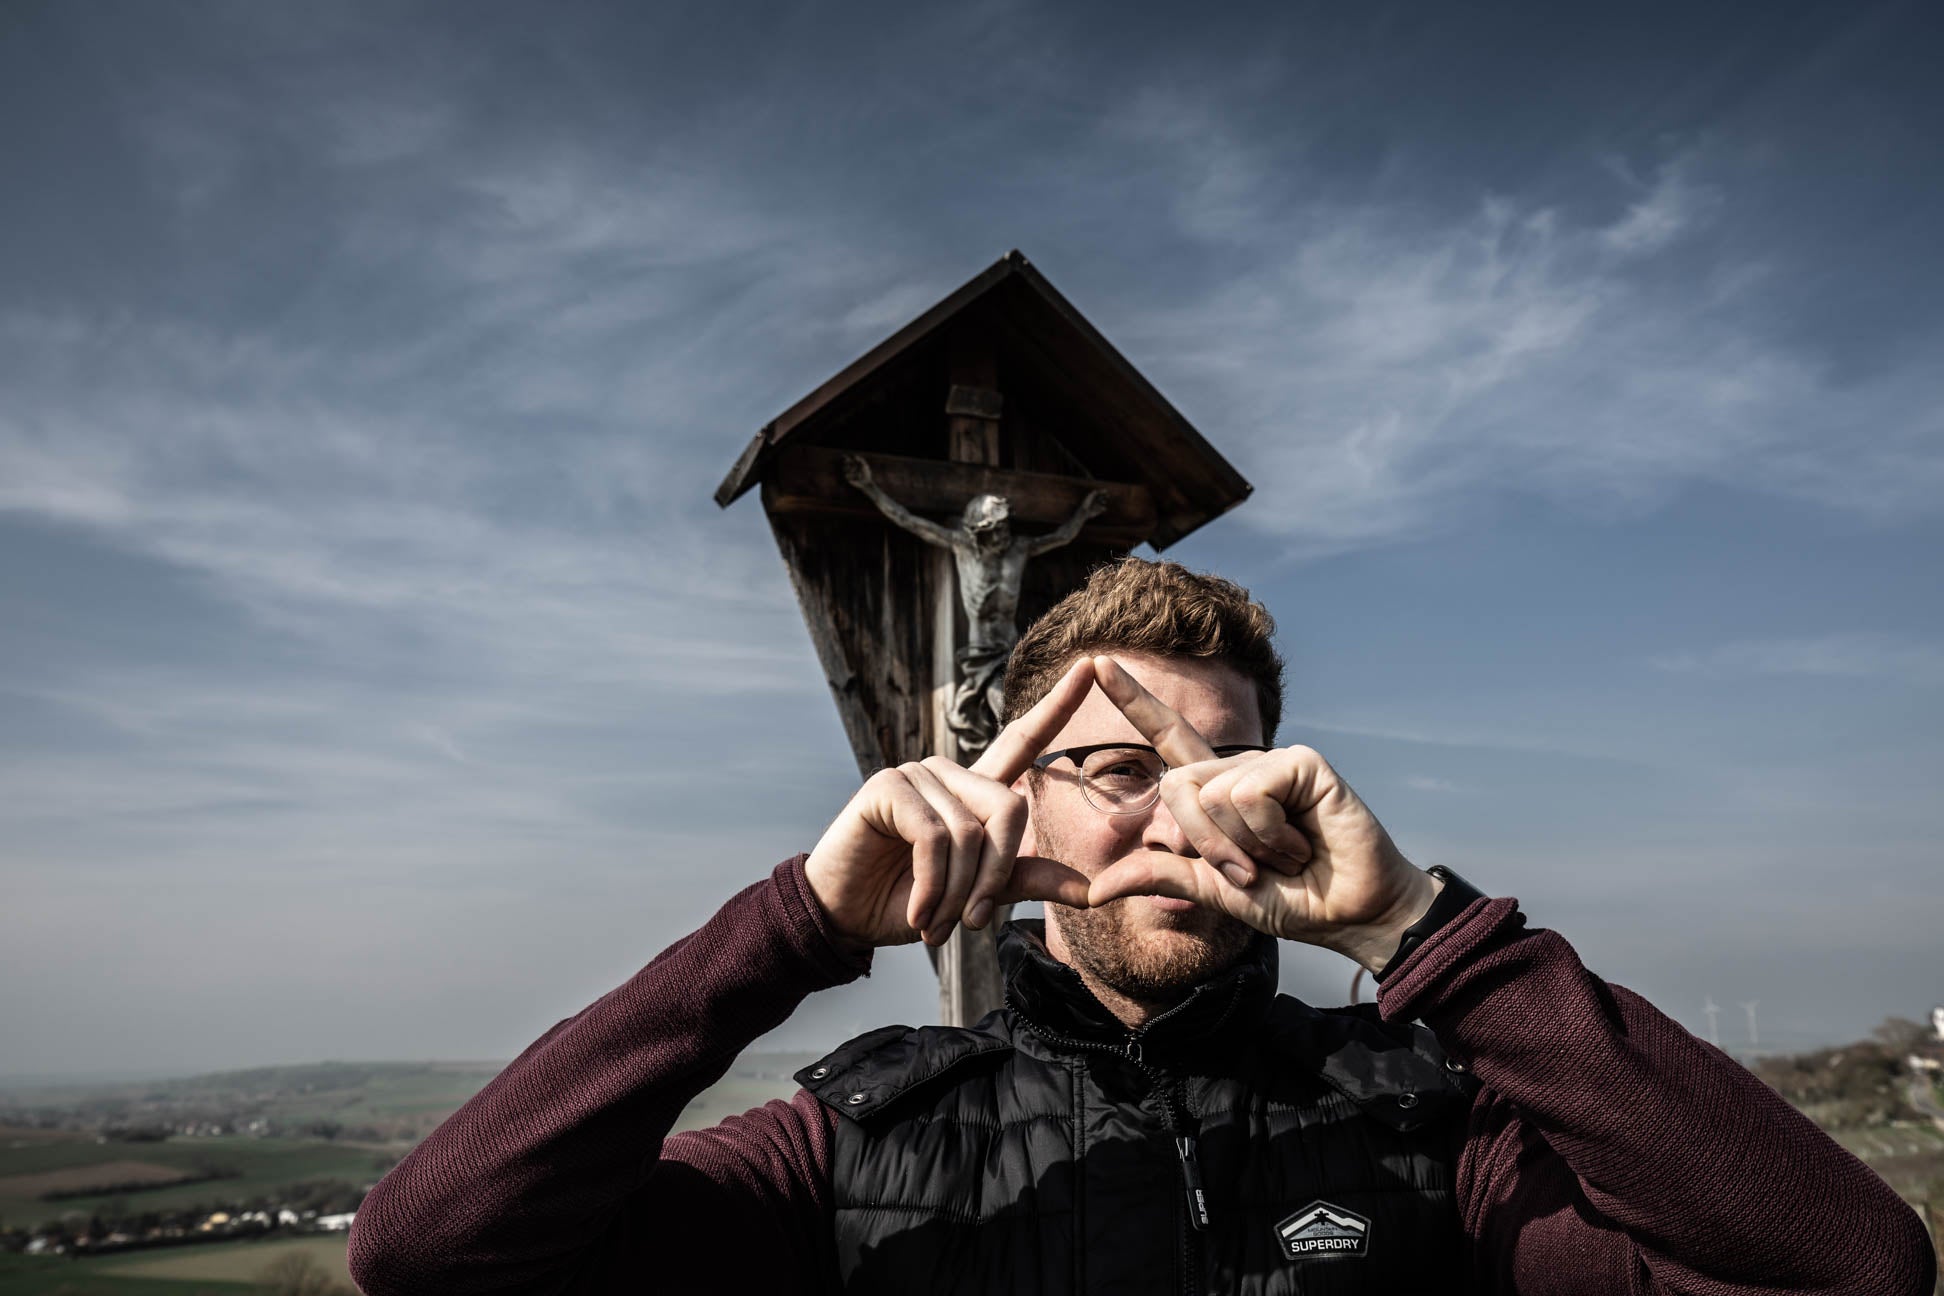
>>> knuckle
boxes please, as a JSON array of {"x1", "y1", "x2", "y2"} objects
[
  {"x1": 1233, "y1": 774, "x2": 1275, "y2": 803},
  {"x1": 1190, "y1": 827, "x2": 1228, "y2": 855}
]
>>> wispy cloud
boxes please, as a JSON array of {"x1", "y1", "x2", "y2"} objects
[
  {"x1": 1287, "y1": 712, "x2": 1643, "y2": 767},
  {"x1": 4, "y1": 2, "x2": 1939, "y2": 1072},
  {"x1": 1600, "y1": 158, "x2": 1722, "y2": 256},
  {"x1": 1650, "y1": 633, "x2": 1944, "y2": 685},
  {"x1": 1102, "y1": 110, "x2": 1944, "y2": 555}
]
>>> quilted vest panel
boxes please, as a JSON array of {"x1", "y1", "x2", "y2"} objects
[{"x1": 799, "y1": 995, "x2": 1475, "y2": 1296}]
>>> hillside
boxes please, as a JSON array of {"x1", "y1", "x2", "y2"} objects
[
  {"x1": 0, "y1": 1051, "x2": 820, "y2": 1236},
  {"x1": 7, "y1": 1040, "x2": 1938, "y2": 1281}
]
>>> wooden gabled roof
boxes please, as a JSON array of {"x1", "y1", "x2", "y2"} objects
[{"x1": 714, "y1": 250, "x2": 1250, "y2": 550}]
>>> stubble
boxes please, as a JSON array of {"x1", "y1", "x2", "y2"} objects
[{"x1": 1036, "y1": 814, "x2": 1255, "y2": 1004}]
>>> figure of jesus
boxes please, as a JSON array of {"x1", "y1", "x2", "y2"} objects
[{"x1": 844, "y1": 455, "x2": 1107, "y2": 754}]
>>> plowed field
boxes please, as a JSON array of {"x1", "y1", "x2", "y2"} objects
[{"x1": 0, "y1": 1159, "x2": 193, "y2": 1197}]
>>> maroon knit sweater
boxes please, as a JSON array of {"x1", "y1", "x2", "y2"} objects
[{"x1": 348, "y1": 858, "x2": 1934, "y2": 1294}]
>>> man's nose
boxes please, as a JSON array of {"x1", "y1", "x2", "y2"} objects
[{"x1": 1141, "y1": 791, "x2": 1199, "y2": 858}]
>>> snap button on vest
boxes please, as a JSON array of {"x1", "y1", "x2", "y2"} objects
[
  {"x1": 1398, "y1": 1092, "x2": 1420, "y2": 1109},
  {"x1": 809, "y1": 1066, "x2": 830, "y2": 1079},
  {"x1": 845, "y1": 1092, "x2": 867, "y2": 1105}
]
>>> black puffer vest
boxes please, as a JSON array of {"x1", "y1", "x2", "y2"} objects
[{"x1": 796, "y1": 921, "x2": 1478, "y2": 1295}]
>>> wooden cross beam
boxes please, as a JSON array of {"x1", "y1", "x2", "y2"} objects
[{"x1": 760, "y1": 447, "x2": 1154, "y2": 546}]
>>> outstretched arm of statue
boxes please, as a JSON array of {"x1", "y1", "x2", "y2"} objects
[
  {"x1": 843, "y1": 455, "x2": 962, "y2": 551},
  {"x1": 1025, "y1": 488, "x2": 1108, "y2": 557}
]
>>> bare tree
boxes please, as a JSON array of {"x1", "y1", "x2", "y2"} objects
[{"x1": 257, "y1": 1251, "x2": 353, "y2": 1296}]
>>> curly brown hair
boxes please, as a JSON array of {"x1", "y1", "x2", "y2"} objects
[{"x1": 1000, "y1": 557, "x2": 1284, "y2": 742}]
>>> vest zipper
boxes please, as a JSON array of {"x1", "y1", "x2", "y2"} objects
[{"x1": 1010, "y1": 983, "x2": 1239, "y2": 1296}]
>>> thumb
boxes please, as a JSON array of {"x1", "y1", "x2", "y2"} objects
[
  {"x1": 1087, "y1": 852, "x2": 1207, "y2": 908},
  {"x1": 1001, "y1": 856, "x2": 1095, "y2": 909}
]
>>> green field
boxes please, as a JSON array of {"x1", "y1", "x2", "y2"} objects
[
  {"x1": 0, "y1": 1062, "x2": 504, "y2": 1144},
  {"x1": 172, "y1": 1063, "x2": 500, "y2": 1131},
  {"x1": 1830, "y1": 1123, "x2": 1944, "y2": 1162},
  {"x1": 0, "y1": 1138, "x2": 384, "y2": 1228},
  {"x1": 673, "y1": 1053, "x2": 820, "y2": 1133},
  {"x1": 0, "y1": 1235, "x2": 349, "y2": 1294},
  {"x1": 0, "y1": 1051, "x2": 822, "y2": 1236}
]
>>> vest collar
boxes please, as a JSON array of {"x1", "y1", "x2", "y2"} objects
[{"x1": 997, "y1": 918, "x2": 1278, "y2": 1057}]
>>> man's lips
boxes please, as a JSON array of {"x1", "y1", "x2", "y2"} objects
[{"x1": 1142, "y1": 895, "x2": 1197, "y2": 913}]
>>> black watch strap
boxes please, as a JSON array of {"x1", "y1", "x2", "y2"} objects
[{"x1": 1372, "y1": 865, "x2": 1487, "y2": 985}]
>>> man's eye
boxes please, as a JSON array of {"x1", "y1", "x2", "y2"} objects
[{"x1": 1091, "y1": 759, "x2": 1157, "y2": 782}]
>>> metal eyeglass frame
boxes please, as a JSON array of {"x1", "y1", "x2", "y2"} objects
[{"x1": 1031, "y1": 742, "x2": 1272, "y2": 815}]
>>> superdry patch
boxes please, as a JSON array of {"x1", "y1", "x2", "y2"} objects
[{"x1": 1275, "y1": 1200, "x2": 1372, "y2": 1259}]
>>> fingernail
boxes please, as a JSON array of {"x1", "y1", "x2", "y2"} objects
[
  {"x1": 1221, "y1": 863, "x2": 1251, "y2": 888},
  {"x1": 967, "y1": 899, "x2": 992, "y2": 929}
]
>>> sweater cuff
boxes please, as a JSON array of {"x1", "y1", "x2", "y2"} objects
[
  {"x1": 1373, "y1": 894, "x2": 1523, "y2": 1025},
  {"x1": 771, "y1": 853, "x2": 875, "y2": 984}
]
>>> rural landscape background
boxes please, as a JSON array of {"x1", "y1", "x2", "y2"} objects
[
  {"x1": 5, "y1": 0, "x2": 1943, "y2": 1290},
  {"x1": 4, "y1": 1027, "x2": 1942, "y2": 1294},
  {"x1": 0, "y1": 1054, "x2": 814, "y2": 1292}
]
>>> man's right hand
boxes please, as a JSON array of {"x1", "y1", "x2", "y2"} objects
[{"x1": 804, "y1": 658, "x2": 1097, "y2": 952}]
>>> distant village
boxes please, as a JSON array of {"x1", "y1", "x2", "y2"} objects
[
  {"x1": 19, "y1": 1201, "x2": 359, "y2": 1258},
  {"x1": 0, "y1": 1065, "x2": 412, "y2": 1261}
]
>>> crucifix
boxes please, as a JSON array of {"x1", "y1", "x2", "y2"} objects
[
  {"x1": 844, "y1": 455, "x2": 1105, "y2": 757},
  {"x1": 716, "y1": 250, "x2": 1251, "y2": 1025}
]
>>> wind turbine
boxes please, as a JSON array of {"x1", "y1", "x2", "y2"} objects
[
  {"x1": 1703, "y1": 997, "x2": 1721, "y2": 1047},
  {"x1": 1741, "y1": 1000, "x2": 1760, "y2": 1050}
]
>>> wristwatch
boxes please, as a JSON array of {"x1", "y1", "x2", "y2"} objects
[{"x1": 1371, "y1": 865, "x2": 1486, "y2": 984}]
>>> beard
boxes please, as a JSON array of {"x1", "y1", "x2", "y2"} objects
[
  {"x1": 1035, "y1": 813, "x2": 1255, "y2": 1004},
  {"x1": 1048, "y1": 897, "x2": 1255, "y2": 1003}
]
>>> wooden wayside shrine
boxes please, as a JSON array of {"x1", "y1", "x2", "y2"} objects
[{"x1": 716, "y1": 250, "x2": 1252, "y2": 1026}]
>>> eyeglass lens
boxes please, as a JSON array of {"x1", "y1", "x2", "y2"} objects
[{"x1": 1078, "y1": 748, "x2": 1168, "y2": 813}]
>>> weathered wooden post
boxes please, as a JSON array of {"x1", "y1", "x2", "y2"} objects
[{"x1": 716, "y1": 250, "x2": 1251, "y2": 1025}]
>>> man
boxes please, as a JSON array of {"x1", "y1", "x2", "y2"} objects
[{"x1": 349, "y1": 560, "x2": 1934, "y2": 1295}]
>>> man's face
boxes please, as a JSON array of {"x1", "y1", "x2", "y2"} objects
[{"x1": 1018, "y1": 652, "x2": 1262, "y2": 1005}]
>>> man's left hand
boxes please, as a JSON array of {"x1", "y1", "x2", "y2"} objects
[{"x1": 1083, "y1": 655, "x2": 1442, "y2": 974}]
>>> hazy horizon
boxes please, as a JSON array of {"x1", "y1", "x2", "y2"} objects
[{"x1": 3, "y1": 0, "x2": 1941, "y2": 1076}]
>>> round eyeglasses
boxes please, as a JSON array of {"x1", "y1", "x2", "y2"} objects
[{"x1": 1031, "y1": 742, "x2": 1272, "y2": 815}]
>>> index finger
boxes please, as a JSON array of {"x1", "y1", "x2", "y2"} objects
[
  {"x1": 970, "y1": 657, "x2": 1097, "y2": 784},
  {"x1": 1091, "y1": 655, "x2": 1219, "y2": 766}
]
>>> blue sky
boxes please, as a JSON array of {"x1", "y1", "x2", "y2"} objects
[{"x1": 2, "y1": 0, "x2": 1939, "y2": 1075}]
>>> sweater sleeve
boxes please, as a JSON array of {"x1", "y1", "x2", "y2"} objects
[
  {"x1": 347, "y1": 856, "x2": 866, "y2": 1296},
  {"x1": 1378, "y1": 896, "x2": 1936, "y2": 1296}
]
